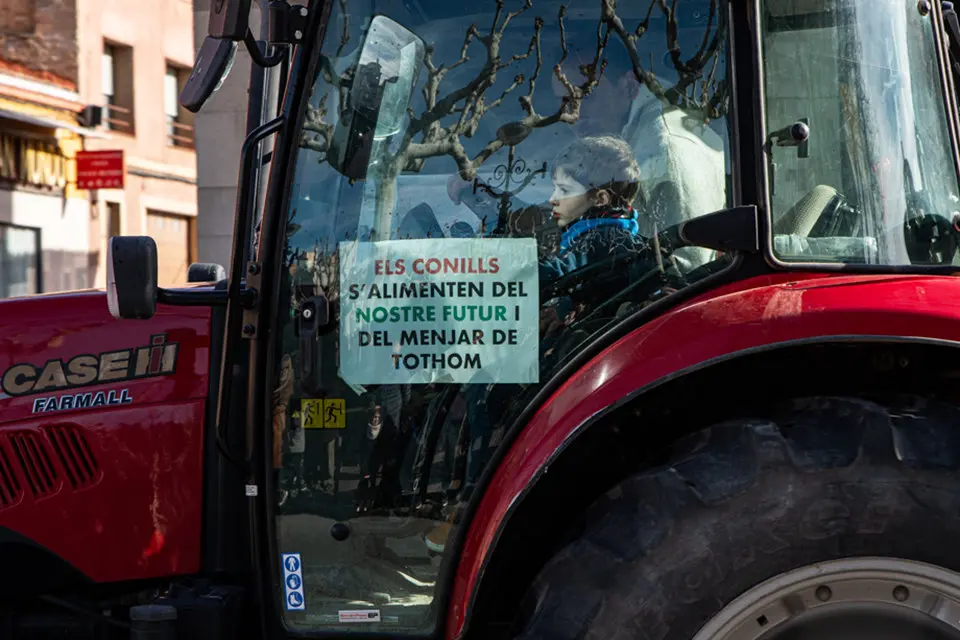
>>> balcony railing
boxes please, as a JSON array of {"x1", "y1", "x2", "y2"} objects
[
  {"x1": 103, "y1": 104, "x2": 134, "y2": 135},
  {"x1": 168, "y1": 121, "x2": 195, "y2": 149}
]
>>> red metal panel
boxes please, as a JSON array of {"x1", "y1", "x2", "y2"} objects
[
  {"x1": 447, "y1": 272, "x2": 960, "y2": 638},
  {"x1": 0, "y1": 291, "x2": 210, "y2": 582}
]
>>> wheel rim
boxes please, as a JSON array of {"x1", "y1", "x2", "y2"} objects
[{"x1": 692, "y1": 557, "x2": 960, "y2": 640}]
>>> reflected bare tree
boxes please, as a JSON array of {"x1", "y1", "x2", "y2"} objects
[
  {"x1": 299, "y1": 0, "x2": 350, "y2": 160},
  {"x1": 398, "y1": 0, "x2": 606, "y2": 180},
  {"x1": 299, "y1": 0, "x2": 728, "y2": 236},
  {"x1": 605, "y1": 0, "x2": 728, "y2": 121},
  {"x1": 300, "y1": 94, "x2": 334, "y2": 160}
]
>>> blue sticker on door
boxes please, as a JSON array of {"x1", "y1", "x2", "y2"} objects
[{"x1": 282, "y1": 552, "x2": 305, "y2": 611}]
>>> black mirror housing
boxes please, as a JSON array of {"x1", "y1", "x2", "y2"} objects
[
  {"x1": 329, "y1": 111, "x2": 377, "y2": 180},
  {"x1": 180, "y1": 37, "x2": 238, "y2": 113},
  {"x1": 327, "y1": 15, "x2": 425, "y2": 180},
  {"x1": 188, "y1": 262, "x2": 227, "y2": 283},
  {"x1": 208, "y1": 0, "x2": 251, "y2": 40},
  {"x1": 107, "y1": 237, "x2": 159, "y2": 320}
]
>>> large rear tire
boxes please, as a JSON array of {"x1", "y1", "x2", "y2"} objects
[{"x1": 511, "y1": 395, "x2": 960, "y2": 639}]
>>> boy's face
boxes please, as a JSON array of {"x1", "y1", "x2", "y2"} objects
[{"x1": 549, "y1": 168, "x2": 594, "y2": 228}]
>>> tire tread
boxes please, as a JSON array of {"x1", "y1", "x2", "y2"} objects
[{"x1": 513, "y1": 395, "x2": 960, "y2": 640}]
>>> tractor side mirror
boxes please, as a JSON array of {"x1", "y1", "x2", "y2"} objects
[
  {"x1": 208, "y1": 0, "x2": 251, "y2": 40},
  {"x1": 180, "y1": 37, "x2": 238, "y2": 113},
  {"x1": 106, "y1": 237, "x2": 159, "y2": 320},
  {"x1": 188, "y1": 262, "x2": 227, "y2": 283},
  {"x1": 328, "y1": 15, "x2": 425, "y2": 180},
  {"x1": 180, "y1": 0, "x2": 250, "y2": 112}
]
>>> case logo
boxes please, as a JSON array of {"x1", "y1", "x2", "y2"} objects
[{"x1": 1, "y1": 333, "x2": 179, "y2": 398}]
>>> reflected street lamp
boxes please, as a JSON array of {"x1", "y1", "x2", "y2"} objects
[{"x1": 472, "y1": 121, "x2": 547, "y2": 235}]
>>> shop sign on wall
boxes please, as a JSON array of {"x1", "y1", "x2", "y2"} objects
[
  {"x1": 76, "y1": 150, "x2": 125, "y2": 190},
  {"x1": 0, "y1": 133, "x2": 67, "y2": 190}
]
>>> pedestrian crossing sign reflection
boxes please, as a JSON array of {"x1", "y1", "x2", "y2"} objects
[{"x1": 301, "y1": 398, "x2": 346, "y2": 429}]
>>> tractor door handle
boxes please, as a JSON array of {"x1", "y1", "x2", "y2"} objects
[{"x1": 297, "y1": 295, "x2": 330, "y2": 396}]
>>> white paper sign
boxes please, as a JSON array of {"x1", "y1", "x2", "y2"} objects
[{"x1": 338, "y1": 238, "x2": 540, "y2": 385}]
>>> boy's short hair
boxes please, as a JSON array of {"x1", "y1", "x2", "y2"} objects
[{"x1": 553, "y1": 135, "x2": 644, "y2": 208}]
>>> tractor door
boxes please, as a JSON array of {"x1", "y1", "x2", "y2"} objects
[{"x1": 262, "y1": 0, "x2": 738, "y2": 633}]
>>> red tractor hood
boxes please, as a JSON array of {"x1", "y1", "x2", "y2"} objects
[
  {"x1": 0, "y1": 290, "x2": 213, "y2": 421},
  {"x1": 0, "y1": 289, "x2": 214, "y2": 585}
]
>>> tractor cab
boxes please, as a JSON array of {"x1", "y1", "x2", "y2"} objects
[{"x1": 104, "y1": 0, "x2": 960, "y2": 638}]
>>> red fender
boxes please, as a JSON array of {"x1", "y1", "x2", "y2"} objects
[{"x1": 447, "y1": 272, "x2": 960, "y2": 639}]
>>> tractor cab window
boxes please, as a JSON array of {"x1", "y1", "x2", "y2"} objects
[
  {"x1": 270, "y1": 0, "x2": 733, "y2": 633},
  {"x1": 761, "y1": 0, "x2": 960, "y2": 266}
]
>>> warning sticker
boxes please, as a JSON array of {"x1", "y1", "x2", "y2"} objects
[
  {"x1": 301, "y1": 398, "x2": 346, "y2": 429},
  {"x1": 281, "y1": 553, "x2": 305, "y2": 611},
  {"x1": 338, "y1": 238, "x2": 540, "y2": 386},
  {"x1": 339, "y1": 609, "x2": 381, "y2": 623}
]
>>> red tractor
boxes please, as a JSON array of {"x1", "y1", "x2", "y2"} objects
[{"x1": 6, "y1": 0, "x2": 960, "y2": 637}]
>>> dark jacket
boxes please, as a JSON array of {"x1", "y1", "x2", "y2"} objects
[
  {"x1": 538, "y1": 205, "x2": 643, "y2": 282},
  {"x1": 534, "y1": 205, "x2": 647, "y2": 337},
  {"x1": 540, "y1": 207, "x2": 647, "y2": 287},
  {"x1": 538, "y1": 205, "x2": 690, "y2": 329}
]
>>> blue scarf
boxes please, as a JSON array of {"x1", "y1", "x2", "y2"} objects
[{"x1": 559, "y1": 213, "x2": 640, "y2": 252}]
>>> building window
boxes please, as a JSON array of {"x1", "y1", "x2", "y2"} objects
[
  {"x1": 107, "y1": 201, "x2": 121, "y2": 238},
  {"x1": 165, "y1": 65, "x2": 194, "y2": 148},
  {"x1": 0, "y1": 222, "x2": 40, "y2": 299},
  {"x1": 102, "y1": 42, "x2": 135, "y2": 135}
]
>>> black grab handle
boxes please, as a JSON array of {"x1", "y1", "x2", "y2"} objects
[{"x1": 297, "y1": 295, "x2": 330, "y2": 396}]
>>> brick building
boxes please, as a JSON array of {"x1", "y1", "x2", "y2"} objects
[{"x1": 0, "y1": 0, "x2": 198, "y2": 297}]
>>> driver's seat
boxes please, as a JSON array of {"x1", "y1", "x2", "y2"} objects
[
  {"x1": 773, "y1": 184, "x2": 839, "y2": 236},
  {"x1": 772, "y1": 184, "x2": 880, "y2": 263}
]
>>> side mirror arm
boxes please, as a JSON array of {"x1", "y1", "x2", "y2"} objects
[{"x1": 244, "y1": 29, "x2": 285, "y2": 68}]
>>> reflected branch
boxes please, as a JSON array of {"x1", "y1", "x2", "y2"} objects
[
  {"x1": 301, "y1": 94, "x2": 333, "y2": 161},
  {"x1": 604, "y1": 0, "x2": 728, "y2": 121},
  {"x1": 403, "y1": 0, "x2": 607, "y2": 181},
  {"x1": 298, "y1": 0, "x2": 731, "y2": 222}
]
